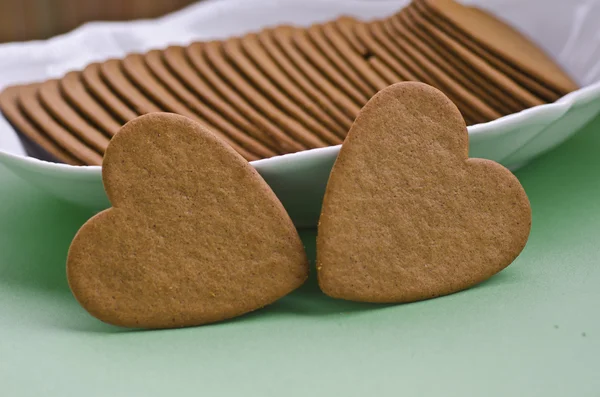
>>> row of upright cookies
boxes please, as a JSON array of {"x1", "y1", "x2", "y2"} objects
[{"x1": 0, "y1": 0, "x2": 577, "y2": 165}]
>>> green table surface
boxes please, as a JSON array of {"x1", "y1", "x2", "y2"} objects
[{"x1": 1, "y1": 117, "x2": 600, "y2": 397}]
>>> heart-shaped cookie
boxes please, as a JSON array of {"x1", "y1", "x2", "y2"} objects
[
  {"x1": 317, "y1": 82, "x2": 531, "y2": 303},
  {"x1": 67, "y1": 113, "x2": 308, "y2": 328}
]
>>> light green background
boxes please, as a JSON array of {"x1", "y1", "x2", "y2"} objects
[{"x1": 1, "y1": 117, "x2": 599, "y2": 397}]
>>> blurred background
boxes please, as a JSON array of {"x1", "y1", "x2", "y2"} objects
[{"x1": 0, "y1": 0, "x2": 198, "y2": 43}]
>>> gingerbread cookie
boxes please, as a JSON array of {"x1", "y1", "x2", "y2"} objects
[
  {"x1": 376, "y1": 18, "x2": 501, "y2": 123},
  {"x1": 38, "y1": 79, "x2": 109, "y2": 154},
  {"x1": 334, "y1": 17, "x2": 367, "y2": 56},
  {"x1": 352, "y1": 21, "x2": 415, "y2": 83},
  {"x1": 99, "y1": 59, "x2": 162, "y2": 114},
  {"x1": 184, "y1": 43, "x2": 303, "y2": 153},
  {"x1": 144, "y1": 50, "x2": 276, "y2": 159},
  {"x1": 19, "y1": 84, "x2": 102, "y2": 165},
  {"x1": 292, "y1": 26, "x2": 367, "y2": 106},
  {"x1": 317, "y1": 82, "x2": 531, "y2": 303},
  {"x1": 257, "y1": 27, "x2": 353, "y2": 132},
  {"x1": 81, "y1": 62, "x2": 138, "y2": 123},
  {"x1": 416, "y1": 0, "x2": 574, "y2": 99},
  {"x1": 271, "y1": 26, "x2": 360, "y2": 121},
  {"x1": 371, "y1": 19, "x2": 481, "y2": 124},
  {"x1": 160, "y1": 46, "x2": 281, "y2": 153},
  {"x1": 122, "y1": 52, "x2": 266, "y2": 161},
  {"x1": 352, "y1": 20, "x2": 477, "y2": 124},
  {"x1": 406, "y1": 5, "x2": 543, "y2": 110},
  {"x1": 241, "y1": 32, "x2": 346, "y2": 139},
  {"x1": 60, "y1": 71, "x2": 122, "y2": 137},
  {"x1": 122, "y1": 53, "x2": 200, "y2": 119},
  {"x1": 397, "y1": 10, "x2": 517, "y2": 115},
  {"x1": 0, "y1": 84, "x2": 80, "y2": 165},
  {"x1": 306, "y1": 23, "x2": 376, "y2": 98},
  {"x1": 333, "y1": 17, "x2": 398, "y2": 86},
  {"x1": 323, "y1": 19, "x2": 389, "y2": 91},
  {"x1": 67, "y1": 113, "x2": 309, "y2": 328},
  {"x1": 223, "y1": 36, "x2": 340, "y2": 146},
  {"x1": 203, "y1": 40, "x2": 326, "y2": 149},
  {"x1": 146, "y1": 49, "x2": 270, "y2": 151},
  {"x1": 398, "y1": 8, "x2": 519, "y2": 115}
]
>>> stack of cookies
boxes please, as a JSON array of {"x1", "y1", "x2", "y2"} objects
[{"x1": 0, "y1": 0, "x2": 577, "y2": 166}]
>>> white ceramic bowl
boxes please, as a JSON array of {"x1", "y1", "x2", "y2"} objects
[{"x1": 1, "y1": 0, "x2": 599, "y2": 227}]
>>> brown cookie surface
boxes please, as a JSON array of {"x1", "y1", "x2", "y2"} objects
[
  {"x1": 184, "y1": 43, "x2": 303, "y2": 153},
  {"x1": 122, "y1": 53, "x2": 200, "y2": 119},
  {"x1": 272, "y1": 26, "x2": 361, "y2": 121},
  {"x1": 379, "y1": 17, "x2": 501, "y2": 123},
  {"x1": 371, "y1": 18, "x2": 480, "y2": 124},
  {"x1": 406, "y1": 14, "x2": 514, "y2": 114},
  {"x1": 317, "y1": 82, "x2": 531, "y2": 303},
  {"x1": 38, "y1": 79, "x2": 109, "y2": 154},
  {"x1": 203, "y1": 40, "x2": 327, "y2": 150},
  {"x1": 257, "y1": 27, "x2": 353, "y2": 132},
  {"x1": 396, "y1": 10, "x2": 519, "y2": 116},
  {"x1": 352, "y1": 20, "x2": 416, "y2": 83},
  {"x1": 406, "y1": 5, "x2": 543, "y2": 110},
  {"x1": 61, "y1": 71, "x2": 122, "y2": 137},
  {"x1": 352, "y1": 20, "x2": 478, "y2": 124},
  {"x1": 0, "y1": 84, "x2": 80, "y2": 165},
  {"x1": 67, "y1": 113, "x2": 309, "y2": 329},
  {"x1": 292, "y1": 26, "x2": 368, "y2": 106},
  {"x1": 19, "y1": 84, "x2": 102, "y2": 165},
  {"x1": 147, "y1": 48, "x2": 280, "y2": 154},
  {"x1": 331, "y1": 18, "x2": 397, "y2": 87},
  {"x1": 417, "y1": 0, "x2": 573, "y2": 99},
  {"x1": 122, "y1": 52, "x2": 266, "y2": 161},
  {"x1": 223, "y1": 36, "x2": 340, "y2": 146},
  {"x1": 242, "y1": 32, "x2": 346, "y2": 140},
  {"x1": 99, "y1": 59, "x2": 162, "y2": 114},
  {"x1": 306, "y1": 23, "x2": 376, "y2": 99},
  {"x1": 334, "y1": 17, "x2": 367, "y2": 57},
  {"x1": 323, "y1": 19, "x2": 390, "y2": 91},
  {"x1": 81, "y1": 62, "x2": 138, "y2": 123}
]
